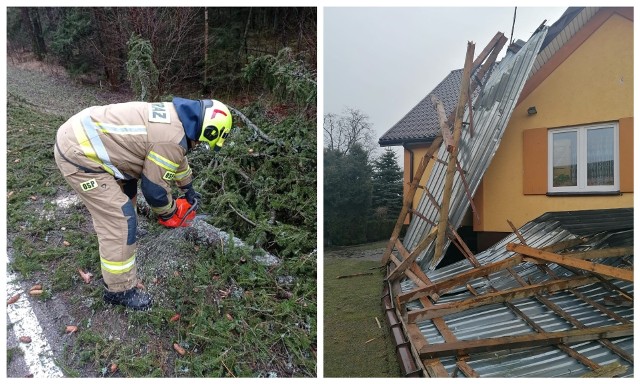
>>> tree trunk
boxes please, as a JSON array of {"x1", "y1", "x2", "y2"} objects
[
  {"x1": 92, "y1": 8, "x2": 121, "y2": 91},
  {"x1": 22, "y1": 8, "x2": 47, "y2": 60},
  {"x1": 203, "y1": 7, "x2": 208, "y2": 88}
]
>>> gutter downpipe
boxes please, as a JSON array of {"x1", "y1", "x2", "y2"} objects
[{"x1": 382, "y1": 263, "x2": 424, "y2": 377}]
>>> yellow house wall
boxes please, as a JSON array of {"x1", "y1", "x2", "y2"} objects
[{"x1": 477, "y1": 13, "x2": 633, "y2": 232}]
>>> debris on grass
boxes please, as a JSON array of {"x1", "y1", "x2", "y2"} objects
[
  {"x1": 29, "y1": 284, "x2": 42, "y2": 291},
  {"x1": 7, "y1": 293, "x2": 21, "y2": 305},
  {"x1": 169, "y1": 314, "x2": 181, "y2": 322},
  {"x1": 65, "y1": 325, "x2": 78, "y2": 334},
  {"x1": 173, "y1": 343, "x2": 186, "y2": 356},
  {"x1": 78, "y1": 269, "x2": 93, "y2": 284},
  {"x1": 19, "y1": 336, "x2": 32, "y2": 344}
]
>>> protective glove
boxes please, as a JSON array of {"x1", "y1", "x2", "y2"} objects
[
  {"x1": 157, "y1": 198, "x2": 196, "y2": 228},
  {"x1": 181, "y1": 185, "x2": 202, "y2": 205}
]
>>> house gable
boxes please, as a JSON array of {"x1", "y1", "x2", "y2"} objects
[{"x1": 477, "y1": 7, "x2": 633, "y2": 233}]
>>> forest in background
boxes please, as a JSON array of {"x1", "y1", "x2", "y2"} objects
[
  {"x1": 324, "y1": 110, "x2": 404, "y2": 246},
  {"x1": 7, "y1": 7, "x2": 316, "y2": 103}
]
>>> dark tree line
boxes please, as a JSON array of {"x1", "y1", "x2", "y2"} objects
[
  {"x1": 7, "y1": 7, "x2": 316, "y2": 101},
  {"x1": 324, "y1": 110, "x2": 403, "y2": 246}
]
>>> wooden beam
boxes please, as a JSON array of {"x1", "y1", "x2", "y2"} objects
[
  {"x1": 581, "y1": 362, "x2": 628, "y2": 378},
  {"x1": 407, "y1": 276, "x2": 597, "y2": 323},
  {"x1": 540, "y1": 238, "x2": 587, "y2": 253},
  {"x1": 455, "y1": 360, "x2": 480, "y2": 378},
  {"x1": 418, "y1": 324, "x2": 633, "y2": 359},
  {"x1": 394, "y1": 238, "x2": 410, "y2": 260},
  {"x1": 381, "y1": 136, "x2": 443, "y2": 265},
  {"x1": 471, "y1": 32, "x2": 506, "y2": 70},
  {"x1": 506, "y1": 243, "x2": 633, "y2": 282},
  {"x1": 390, "y1": 254, "x2": 431, "y2": 289},
  {"x1": 562, "y1": 246, "x2": 633, "y2": 260},
  {"x1": 387, "y1": 229, "x2": 437, "y2": 281},
  {"x1": 433, "y1": 95, "x2": 453, "y2": 148},
  {"x1": 383, "y1": 33, "x2": 505, "y2": 268},
  {"x1": 434, "y1": 42, "x2": 475, "y2": 264},
  {"x1": 397, "y1": 255, "x2": 523, "y2": 304}
]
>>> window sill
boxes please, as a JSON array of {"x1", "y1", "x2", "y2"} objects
[{"x1": 546, "y1": 191, "x2": 621, "y2": 196}]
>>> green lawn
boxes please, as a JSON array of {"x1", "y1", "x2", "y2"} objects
[{"x1": 323, "y1": 257, "x2": 399, "y2": 377}]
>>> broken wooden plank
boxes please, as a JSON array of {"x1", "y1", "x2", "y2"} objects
[
  {"x1": 406, "y1": 322, "x2": 451, "y2": 377},
  {"x1": 390, "y1": 254, "x2": 430, "y2": 289},
  {"x1": 394, "y1": 238, "x2": 411, "y2": 261},
  {"x1": 381, "y1": 136, "x2": 443, "y2": 265},
  {"x1": 455, "y1": 360, "x2": 480, "y2": 378},
  {"x1": 397, "y1": 255, "x2": 523, "y2": 304},
  {"x1": 424, "y1": 359, "x2": 450, "y2": 378},
  {"x1": 580, "y1": 362, "x2": 628, "y2": 378},
  {"x1": 433, "y1": 42, "x2": 476, "y2": 268},
  {"x1": 471, "y1": 32, "x2": 507, "y2": 74},
  {"x1": 387, "y1": 229, "x2": 438, "y2": 281},
  {"x1": 447, "y1": 224, "x2": 481, "y2": 267},
  {"x1": 540, "y1": 238, "x2": 587, "y2": 253},
  {"x1": 432, "y1": 95, "x2": 453, "y2": 149},
  {"x1": 336, "y1": 272, "x2": 374, "y2": 279},
  {"x1": 561, "y1": 246, "x2": 633, "y2": 260},
  {"x1": 407, "y1": 275, "x2": 597, "y2": 323},
  {"x1": 506, "y1": 243, "x2": 633, "y2": 282},
  {"x1": 418, "y1": 323, "x2": 634, "y2": 359}
]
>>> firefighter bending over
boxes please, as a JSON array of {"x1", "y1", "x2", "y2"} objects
[{"x1": 54, "y1": 97, "x2": 233, "y2": 310}]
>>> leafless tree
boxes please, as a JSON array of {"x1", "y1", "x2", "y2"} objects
[{"x1": 323, "y1": 107, "x2": 375, "y2": 156}]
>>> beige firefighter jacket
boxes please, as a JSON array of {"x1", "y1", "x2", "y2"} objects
[{"x1": 55, "y1": 101, "x2": 194, "y2": 217}]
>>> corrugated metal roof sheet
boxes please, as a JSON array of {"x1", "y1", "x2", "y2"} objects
[
  {"x1": 379, "y1": 8, "x2": 600, "y2": 146},
  {"x1": 401, "y1": 26, "x2": 549, "y2": 270},
  {"x1": 393, "y1": 208, "x2": 634, "y2": 377}
]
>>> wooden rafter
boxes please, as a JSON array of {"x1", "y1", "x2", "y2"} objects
[
  {"x1": 561, "y1": 246, "x2": 633, "y2": 260},
  {"x1": 407, "y1": 275, "x2": 598, "y2": 323},
  {"x1": 506, "y1": 223, "x2": 634, "y2": 365},
  {"x1": 381, "y1": 33, "x2": 505, "y2": 272},
  {"x1": 387, "y1": 229, "x2": 438, "y2": 281},
  {"x1": 397, "y1": 255, "x2": 524, "y2": 304},
  {"x1": 418, "y1": 324, "x2": 634, "y2": 359},
  {"x1": 433, "y1": 42, "x2": 475, "y2": 268},
  {"x1": 506, "y1": 243, "x2": 634, "y2": 282},
  {"x1": 381, "y1": 136, "x2": 443, "y2": 265}
]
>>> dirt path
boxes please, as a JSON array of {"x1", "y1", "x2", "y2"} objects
[{"x1": 7, "y1": 55, "x2": 132, "y2": 117}]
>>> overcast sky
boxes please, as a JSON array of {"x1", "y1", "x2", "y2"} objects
[{"x1": 323, "y1": 6, "x2": 568, "y2": 160}]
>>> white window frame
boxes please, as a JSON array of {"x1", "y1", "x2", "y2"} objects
[{"x1": 547, "y1": 122, "x2": 619, "y2": 193}]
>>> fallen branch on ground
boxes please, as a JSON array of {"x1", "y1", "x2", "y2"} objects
[{"x1": 336, "y1": 272, "x2": 374, "y2": 279}]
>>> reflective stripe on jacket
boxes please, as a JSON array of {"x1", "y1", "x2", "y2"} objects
[{"x1": 56, "y1": 101, "x2": 193, "y2": 216}]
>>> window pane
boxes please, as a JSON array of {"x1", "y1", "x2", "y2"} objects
[
  {"x1": 552, "y1": 131, "x2": 577, "y2": 187},
  {"x1": 587, "y1": 127, "x2": 614, "y2": 186}
]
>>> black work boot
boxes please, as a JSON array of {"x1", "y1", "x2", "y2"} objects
[{"x1": 103, "y1": 287, "x2": 152, "y2": 311}]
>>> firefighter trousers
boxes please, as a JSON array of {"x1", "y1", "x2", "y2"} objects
[{"x1": 54, "y1": 145, "x2": 138, "y2": 293}]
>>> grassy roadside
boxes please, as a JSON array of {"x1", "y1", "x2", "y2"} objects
[{"x1": 323, "y1": 256, "x2": 399, "y2": 377}]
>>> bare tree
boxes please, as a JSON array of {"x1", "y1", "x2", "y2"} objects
[{"x1": 323, "y1": 107, "x2": 375, "y2": 156}]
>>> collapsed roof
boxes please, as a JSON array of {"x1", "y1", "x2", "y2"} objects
[
  {"x1": 384, "y1": 208, "x2": 633, "y2": 377},
  {"x1": 379, "y1": 7, "x2": 633, "y2": 378}
]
